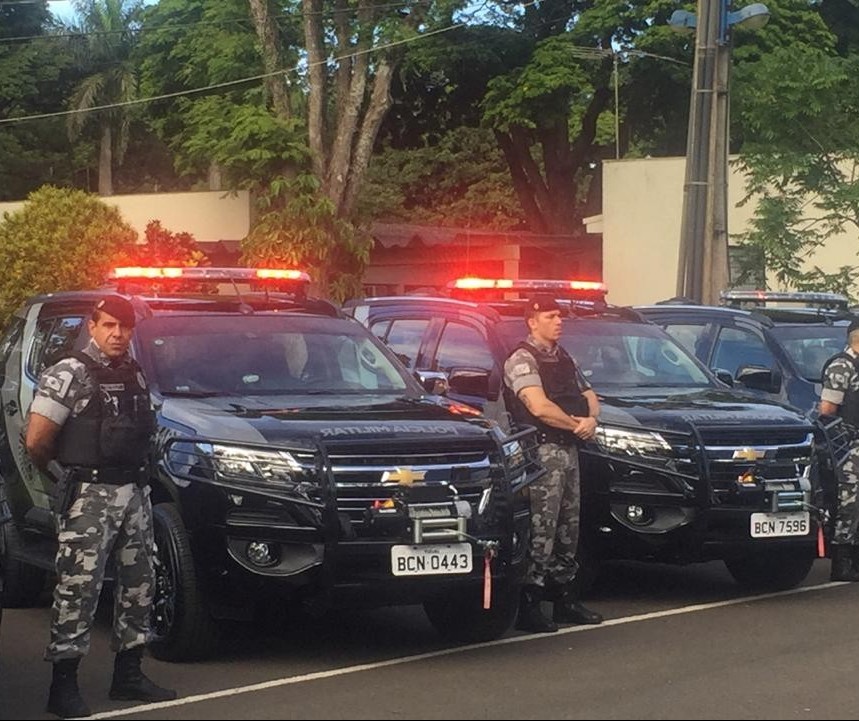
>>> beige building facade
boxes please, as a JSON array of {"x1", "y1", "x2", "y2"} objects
[{"x1": 598, "y1": 156, "x2": 859, "y2": 307}]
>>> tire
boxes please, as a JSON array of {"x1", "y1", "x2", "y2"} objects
[
  {"x1": 724, "y1": 549, "x2": 815, "y2": 592},
  {"x1": 148, "y1": 503, "x2": 217, "y2": 661},
  {"x1": 423, "y1": 580, "x2": 519, "y2": 643},
  {"x1": 1, "y1": 522, "x2": 47, "y2": 608}
]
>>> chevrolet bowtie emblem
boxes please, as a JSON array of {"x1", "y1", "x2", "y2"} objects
[
  {"x1": 732, "y1": 447, "x2": 766, "y2": 461},
  {"x1": 381, "y1": 467, "x2": 426, "y2": 485}
]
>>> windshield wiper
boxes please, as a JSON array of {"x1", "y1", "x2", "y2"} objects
[{"x1": 160, "y1": 389, "x2": 227, "y2": 398}]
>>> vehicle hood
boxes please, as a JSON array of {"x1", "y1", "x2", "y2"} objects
[
  {"x1": 598, "y1": 386, "x2": 812, "y2": 432},
  {"x1": 157, "y1": 393, "x2": 494, "y2": 445}
]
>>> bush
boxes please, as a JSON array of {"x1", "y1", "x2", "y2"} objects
[{"x1": 0, "y1": 186, "x2": 138, "y2": 328}]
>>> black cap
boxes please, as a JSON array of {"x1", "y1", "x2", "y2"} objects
[
  {"x1": 848, "y1": 318, "x2": 859, "y2": 336},
  {"x1": 525, "y1": 294, "x2": 561, "y2": 315},
  {"x1": 94, "y1": 295, "x2": 136, "y2": 328}
]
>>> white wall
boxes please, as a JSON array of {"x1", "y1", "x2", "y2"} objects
[
  {"x1": 601, "y1": 156, "x2": 859, "y2": 306},
  {"x1": 0, "y1": 190, "x2": 251, "y2": 243}
]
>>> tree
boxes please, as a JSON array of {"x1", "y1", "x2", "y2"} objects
[
  {"x1": 128, "y1": 220, "x2": 208, "y2": 267},
  {"x1": 0, "y1": 1, "x2": 85, "y2": 199},
  {"x1": 65, "y1": 0, "x2": 144, "y2": 196},
  {"x1": 733, "y1": 45, "x2": 859, "y2": 297},
  {"x1": 0, "y1": 186, "x2": 138, "y2": 326},
  {"x1": 241, "y1": 174, "x2": 371, "y2": 301},
  {"x1": 359, "y1": 126, "x2": 524, "y2": 229}
]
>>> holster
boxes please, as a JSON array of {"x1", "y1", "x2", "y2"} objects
[{"x1": 47, "y1": 460, "x2": 78, "y2": 516}]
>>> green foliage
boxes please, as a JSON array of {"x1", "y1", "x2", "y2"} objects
[
  {"x1": 242, "y1": 175, "x2": 372, "y2": 302},
  {"x1": 136, "y1": 0, "x2": 304, "y2": 186},
  {"x1": 482, "y1": 35, "x2": 595, "y2": 132},
  {"x1": 734, "y1": 46, "x2": 859, "y2": 297},
  {"x1": 359, "y1": 126, "x2": 524, "y2": 229},
  {"x1": 126, "y1": 220, "x2": 208, "y2": 267},
  {"x1": 0, "y1": 186, "x2": 138, "y2": 326},
  {"x1": 174, "y1": 97, "x2": 308, "y2": 188}
]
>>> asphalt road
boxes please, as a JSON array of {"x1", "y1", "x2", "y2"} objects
[{"x1": 2, "y1": 559, "x2": 857, "y2": 720}]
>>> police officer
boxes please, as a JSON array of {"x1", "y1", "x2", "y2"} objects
[
  {"x1": 819, "y1": 318, "x2": 859, "y2": 582},
  {"x1": 503, "y1": 295, "x2": 604, "y2": 633},
  {"x1": 25, "y1": 295, "x2": 176, "y2": 718}
]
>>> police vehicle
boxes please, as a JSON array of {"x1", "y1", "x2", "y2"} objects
[
  {"x1": 345, "y1": 278, "x2": 826, "y2": 593},
  {"x1": 0, "y1": 267, "x2": 541, "y2": 660},
  {"x1": 637, "y1": 290, "x2": 857, "y2": 415}
]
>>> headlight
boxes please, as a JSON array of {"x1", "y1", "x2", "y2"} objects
[
  {"x1": 595, "y1": 426, "x2": 673, "y2": 459},
  {"x1": 166, "y1": 441, "x2": 319, "y2": 499}
]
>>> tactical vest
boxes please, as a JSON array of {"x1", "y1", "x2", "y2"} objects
[
  {"x1": 823, "y1": 351, "x2": 859, "y2": 431},
  {"x1": 55, "y1": 352, "x2": 156, "y2": 470},
  {"x1": 505, "y1": 341, "x2": 589, "y2": 444}
]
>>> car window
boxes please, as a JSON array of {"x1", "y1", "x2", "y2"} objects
[
  {"x1": 663, "y1": 323, "x2": 710, "y2": 361},
  {"x1": 0, "y1": 317, "x2": 25, "y2": 387},
  {"x1": 138, "y1": 315, "x2": 411, "y2": 395},
  {"x1": 558, "y1": 320, "x2": 711, "y2": 387},
  {"x1": 711, "y1": 326, "x2": 775, "y2": 377},
  {"x1": 769, "y1": 325, "x2": 848, "y2": 381},
  {"x1": 434, "y1": 322, "x2": 493, "y2": 373},
  {"x1": 26, "y1": 315, "x2": 85, "y2": 379},
  {"x1": 369, "y1": 319, "x2": 390, "y2": 341},
  {"x1": 383, "y1": 319, "x2": 430, "y2": 369}
]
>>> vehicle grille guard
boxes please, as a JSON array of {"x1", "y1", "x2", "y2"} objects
[
  {"x1": 578, "y1": 419, "x2": 817, "y2": 513},
  {"x1": 162, "y1": 424, "x2": 544, "y2": 554}
]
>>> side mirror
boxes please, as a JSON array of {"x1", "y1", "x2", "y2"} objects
[
  {"x1": 414, "y1": 370, "x2": 449, "y2": 395},
  {"x1": 448, "y1": 367, "x2": 491, "y2": 398},
  {"x1": 736, "y1": 364, "x2": 782, "y2": 394},
  {"x1": 712, "y1": 368, "x2": 734, "y2": 387}
]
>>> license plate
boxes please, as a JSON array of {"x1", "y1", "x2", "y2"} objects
[
  {"x1": 750, "y1": 511, "x2": 810, "y2": 538},
  {"x1": 391, "y1": 543, "x2": 473, "y2": 577}
]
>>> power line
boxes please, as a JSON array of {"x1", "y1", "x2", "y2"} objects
[{"x1": 0, "y1": 22, "x2": 469, "y2": 126}]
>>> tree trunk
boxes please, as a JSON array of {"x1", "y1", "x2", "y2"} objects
[
  {"x1": 301, "y1": 0, "x2": 326, "y2": 181},
  {"x1": 247, "y1": 0, "x2": 291, "y2": 119},
  {"x1": 342, "y1": 59, "x2": 395, "y2": 216},
  {"x1": 99, "y1": 123, "x2": 113, "y2": 196}
]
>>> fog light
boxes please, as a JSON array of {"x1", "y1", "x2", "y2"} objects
[
  {"x1": 246, "y1": 541, "x2": 279, "y2": 567},
  {"x1": 626, "y1": 505, "x2": 648, "y2": 525}
]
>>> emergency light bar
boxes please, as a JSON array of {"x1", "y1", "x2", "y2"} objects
[
  {"x1": 110, "y1": 267, "x2": 311, "y2": 283},
  {"x1": 721, "y1": 290, "x2": 848, "y2": 309},
  {"x1": 448, "y1": 277, "x2": 607, "y2": 298}
]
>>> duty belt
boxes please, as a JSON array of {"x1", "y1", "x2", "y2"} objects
[
  {"x1": 536, "y1": 430, "x2": 576, "y2": 446},
  {"x1": 69, "y1": 466, "x2": 148, "y2": 486}
]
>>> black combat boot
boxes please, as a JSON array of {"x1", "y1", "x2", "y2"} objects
[
  {"x1": 46, "y1": 658, "x2": 92, "y2": 719},
  {"x1": 830, "y1": 545, "x2": 859, "y2": 582},
  {"x1": 109, "y1": 647, "x2": 177, "y2": 702},
  {"x1": 552, "y1": 583, "x2": 604, "y2": 625},
  {"x1": 515, "y1": 585, "x2": 558, "y2": 633}
]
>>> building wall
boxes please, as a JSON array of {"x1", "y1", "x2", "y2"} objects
[
  {"x1": 0, "y1": 190, "x2": 251, "y2": 243},
  {"x1": 601, "y1": 156, "x2": 859, "y2": 306}
]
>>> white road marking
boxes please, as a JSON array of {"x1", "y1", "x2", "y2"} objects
[{"x1": 90, "y1": 580, "x2": 847, "y2": 719}]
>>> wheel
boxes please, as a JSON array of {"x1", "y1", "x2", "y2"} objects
[
  {"x1": 148, "y1": 503, "x2": 217, "y2": 661},
  {"x1": 1, "y1": 522, "x2": 47, "y2": 607},
  {"x1": 724, "y1": 549, "x2": 815, "y2": 591},
  {"x1": 423, "y1": 580, "x2": 519, "y2": 643}
]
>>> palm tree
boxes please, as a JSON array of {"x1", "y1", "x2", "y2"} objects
[{"x1": 66, "y1": 0, "x2": 142, "y2": 196}]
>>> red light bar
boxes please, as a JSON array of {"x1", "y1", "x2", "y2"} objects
[
  {"x1": 110, "y1": 267, "x2": 311, "y2": 283},
  {"x1": 449, "y1": 277, "x2": 607, "y2": 295}
]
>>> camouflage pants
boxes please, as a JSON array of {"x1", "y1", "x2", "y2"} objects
[
  {"x1": 525, "y1": 443, "x2": 581, "y2": 588},
  {"x1": 833, "y1": 443, "x2": 859, "y2": 545},
  {"x1": 45, "y1": 482, "x2": 154, "y2": 662}
]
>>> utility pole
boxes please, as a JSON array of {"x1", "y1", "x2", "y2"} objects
[{"x1": 671, "y1": 2, "x2": 769, "y2": 304}]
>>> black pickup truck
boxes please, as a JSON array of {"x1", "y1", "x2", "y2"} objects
[
  {"x1": 0, "y1": 267, "x2": 541, "y2": 660},
  {"x1": 346, "y1": 279, "x2": 826, "y2": 593}
]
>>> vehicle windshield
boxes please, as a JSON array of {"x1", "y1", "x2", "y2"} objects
[
  {"x1": 497, "y1": 318, "x2": 712, "y2": 388},
  {"x1": 135, "y1": 314, "x2": 413, "y2": 395},
  {"x1": 769, "y1": 324, "x2": 847, "y2": 381}
]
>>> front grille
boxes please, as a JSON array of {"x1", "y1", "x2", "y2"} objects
[
  {"x1": 697, "y1": 428, "x2": 814, "y2": 504},
  {"x1": 697, "y1": 428, "x2": 812, "y2": 447}
]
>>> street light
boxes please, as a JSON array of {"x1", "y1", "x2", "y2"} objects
[{"x1": 670, "y1": 1, "x2": 769, "y2": 304}]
